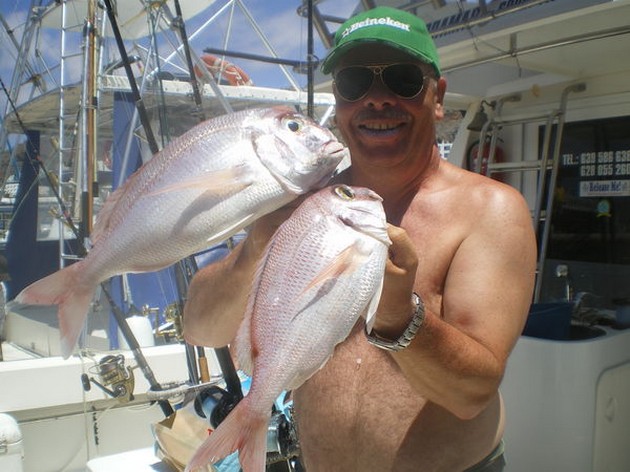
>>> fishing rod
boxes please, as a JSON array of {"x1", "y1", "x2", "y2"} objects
[
  {"x1": 174, "y1": 228, "x2": 243, "y2": 401},
  {"x1": 171, "y1": 0, "x2": 205, "y2": 121},
  {"x1": 158, "y1": 1, "x2": 215, "y2": 386},
  {"x1": 100, "y1": 283, "x2": 174, "y2": 416},
  {"x1": 5, "y1": 36, "x2": 180, "y2": 417},
  {"x1": 101, "y1": 0, "x2": 159, "y2": 155},
  {"x1": 101, "y1": 0, "x2": 244, "y2": 401},
  {"x1": 168, "y1": 0, "x2": 245, "y2": 400}
]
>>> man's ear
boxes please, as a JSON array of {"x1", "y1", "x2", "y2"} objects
[{"x1": 434, "y1": 77, "x2": 447, "y2": 120}]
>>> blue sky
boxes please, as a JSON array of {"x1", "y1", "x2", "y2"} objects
[{"x1": 0, "y1": 0, "x2": 359, "y2": 121}]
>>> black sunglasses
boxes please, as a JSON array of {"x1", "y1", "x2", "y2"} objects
[{"x1": 333, "y1": 63, "x2": 428, "y2": 102}]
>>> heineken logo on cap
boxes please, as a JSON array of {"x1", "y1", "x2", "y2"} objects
[
  {"x1": 320, "y1": 6, "x2": 441, "y2": 77},
  {"x1": 341, "y1": 16, "x2": 411, "y2": 38}
]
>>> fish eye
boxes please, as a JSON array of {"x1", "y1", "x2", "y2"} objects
[
  {"x1": 334, "y1": 185, "x2": 355, "y2": 200},
  {"x1": 285, "y1": 119, "x2": 302, "y2": 133}
]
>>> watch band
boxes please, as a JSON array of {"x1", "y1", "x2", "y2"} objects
[{"x1": 365, "y1": 292, "x2": 425, "y2": 352}]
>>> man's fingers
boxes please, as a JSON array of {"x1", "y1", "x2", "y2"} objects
[{"x1": 386, "y1": 224, "x2": 418, "y2": 273}]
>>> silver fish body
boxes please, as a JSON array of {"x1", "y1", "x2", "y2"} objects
[
  {"x1": 89, "y1": 106, "x2": 345, "y2": 276},
  {"x1": 16, "y1": 106, "x2": 346, "y2": 358},
  {"x1": 186, "y1": 185, "x2": 391, "y2": 472}
]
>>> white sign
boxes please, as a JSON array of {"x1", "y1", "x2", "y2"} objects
[{"x1": 579, "y1": 180, "x2": 630, "y2": 197}]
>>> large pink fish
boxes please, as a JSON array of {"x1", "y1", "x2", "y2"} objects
[
  {"x1": 186, "y1": 184, "x2": 391, "y2": 472},
  {"x1": 15, "y1": 106, "x2": 346, "y2": 358}
]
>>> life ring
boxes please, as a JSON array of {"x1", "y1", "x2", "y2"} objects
[
  {"x1": 194, "y1": 53, "x2": 253, "y2": 86},
  {"x1": 466, "y1": 139, "x2": 507, "y2": 182}
]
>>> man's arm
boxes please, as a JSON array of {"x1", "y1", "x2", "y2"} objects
[{"x1": 373, "y1": 185, "x2": 536, "y2": 420}]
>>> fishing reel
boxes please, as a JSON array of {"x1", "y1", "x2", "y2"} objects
[
  {"x1": 193, "y1": 386, "x2": 301, "y2": 468},
  {"x1": 193, "y1": 385, "x2": 240, "y2": 430},
  {"x1": 81, "y1": 354, "x2": 136, "y2": 403},
  {"x1": 266, "y1": 402, "x2": 301, "y2": 468},
  {"x1": 155, "y1": 302, "x2": 184, "y2": 342}
]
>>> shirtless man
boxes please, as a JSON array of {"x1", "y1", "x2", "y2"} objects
[{"x1": 184, "y1": 7, "x2": 536, "y2": 471}]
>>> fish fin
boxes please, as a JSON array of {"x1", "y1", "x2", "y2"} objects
[
  {"x1": 92, "y1": 163, "x2": 252, "y2": 247},
  {"x1": 300, "y1": 242, "x2": 366, "y2": 297},
  {"x1": 177, "y1": 211, "x2": 255, "y2": 249},
  {"x1": 146, "y1": 164, "x2": 253, "y2": 199},
  {"x1": 287, "y1": 243, "x2": 368, "y2": 323},
  {"x1": 253, "y1": 134, "x2": 304, "y2": 195},
  {"x1": 16, "y1": 263, "x2": 94, "y2": 359},
  {"x1": 185, "y1": 397, "x2": 268, "y2": 472},
  {"x1": 205, "y1": 214, "x2": 257, "y2": 249},
  {"x1": 364, "y1": 277, "x2": 384, "y2": 333}
]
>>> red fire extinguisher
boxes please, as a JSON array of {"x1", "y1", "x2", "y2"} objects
[{"x1": 466, "y1": 138, "x2": 507, "y2": 182}]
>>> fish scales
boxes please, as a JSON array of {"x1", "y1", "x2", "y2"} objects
[
  {"x1": 14, "y1": 106, "x2": 346, "y2": 358},
  {"x1": 186, "y1": 185, "x2": 391, "y2": 472}
]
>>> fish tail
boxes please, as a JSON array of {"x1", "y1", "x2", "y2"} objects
[
  {"x1": 16, "y1": 263, "x2": 94, "y2": 359},
  {"x1": 186, "y1": 397, "x2": 269, "y2": 472}
]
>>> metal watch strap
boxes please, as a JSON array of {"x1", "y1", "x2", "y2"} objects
[{"x1": 365, "y1": 292, "x2": 425, "y2": 352}]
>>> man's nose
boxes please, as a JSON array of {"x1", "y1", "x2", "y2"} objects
[{"x1": 365, "y1": 77, "x2": 396, "y2": 108}]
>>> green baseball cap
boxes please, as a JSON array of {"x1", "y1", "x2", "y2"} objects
[{"x1": 321, "y1": 6, "x2": 441, "y2": 77}]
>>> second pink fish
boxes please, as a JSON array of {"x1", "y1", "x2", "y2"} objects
[{"x1": 186, "y1": 184, "x2": 391, "y2": 472}]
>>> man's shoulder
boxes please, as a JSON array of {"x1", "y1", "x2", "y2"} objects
[
  {"x1": 447, "y1": 161, "x2": 524, "y2": 198},
  {"x1": 436, "y1": 161, "x2": 531, "y2": 220}
]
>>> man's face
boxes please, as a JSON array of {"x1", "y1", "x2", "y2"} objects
[{"x1": 332, "y1": 43, "x2": 444, "y2": 170}]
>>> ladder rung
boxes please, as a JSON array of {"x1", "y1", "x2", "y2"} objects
[
  {"x1": 61, "y1": 52, "x2": 83, "y2": 60},
  {"x1": 61, "y1": 254, "x2": 82, "y2": 261},
  {"x1": 489, "y1": 112, "x2": 560, "y2": 127},
  {"x1": 487, "y1": 160, "x2": 552, "y2": 172}
]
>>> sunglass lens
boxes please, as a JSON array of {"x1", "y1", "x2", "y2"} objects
[
  {"x1": 383, "y1": 64, "x2": 425, "y2": 98},
  {"x1": 335, "y1": 67, "x2": 373, "y2": 102}
]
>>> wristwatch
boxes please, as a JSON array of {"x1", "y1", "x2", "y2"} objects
[{"x1": 365, "y1": 292, "x2": 425, "y2": 352}]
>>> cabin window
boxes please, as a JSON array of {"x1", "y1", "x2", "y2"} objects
[{"x1": 542, "y1": 115, "x2": 630, "y2": 302}]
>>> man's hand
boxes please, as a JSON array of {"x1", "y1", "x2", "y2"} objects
[{"x1": 372, "y1": 224, "x2": 419, "y2": 338}]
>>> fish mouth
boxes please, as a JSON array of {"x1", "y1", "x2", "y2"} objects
[
  {"x1": 323, "y1": 140, "x2": 349, "y2": 160},
  {"x1": 338, "y1": 214, "x2": 391, "y2": 246}
]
